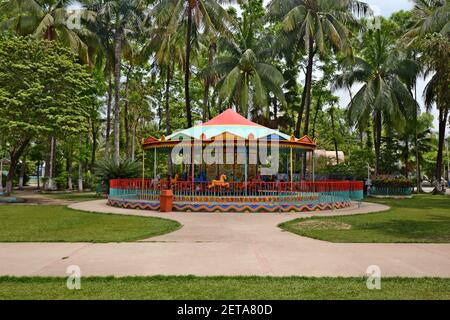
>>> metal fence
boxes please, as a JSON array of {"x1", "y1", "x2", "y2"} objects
[{"x1": 109, "y1": 179, "x2": 364, "y2": 205}]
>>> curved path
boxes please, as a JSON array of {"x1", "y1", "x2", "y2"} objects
[{"x1": 1, "y1": 200, "x2": 450, "y2": 277}]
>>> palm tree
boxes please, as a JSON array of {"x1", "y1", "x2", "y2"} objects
[
  {"x1": 398, "y1": 114, "x2": 434, "y2": 191},
  {"x1": 90, "y1": 0, "x2": 144, "y2": 165},
  {"x1": 335, "y1": 23, "x2": 418, "y2": 175},
  {"x1": 405, "y1": 0, "x2": 450, "y2": 192},
  {"x1": 153, "y1": 0, "x2": 237, "y2": 128},
  {"x1": 211, "y1": 25, "x2": 287, "y2": 117},
  {"x1": 0, "y1": 0, "x2": 95, "y2": 62},
  {"x1": 145, "y1": 2, "x2": 185, "y2": 135},
  {"x1": 83, "y1": 1, "x2": 115, "y2": 159},
  {"x1": 421, "y1": 34, "x2": 449, "y2": 191},
  {"x1": 267, "y1": 0, "x2": 370, "y2": 137},
  {"x1": 405, "y1": 0, "x2": 449, "y2": 41}
]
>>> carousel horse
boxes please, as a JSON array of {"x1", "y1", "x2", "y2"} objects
[{"x1": 208, "y1": 174, "x2": 230, "y2": 189}]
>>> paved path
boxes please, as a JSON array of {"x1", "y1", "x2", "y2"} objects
[{"x1": 1, "y1": 200, "x2": 450, "y2": 277}]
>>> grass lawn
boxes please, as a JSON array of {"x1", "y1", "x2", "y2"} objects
[
  {"x1": 280, "y1": 194, "x2": 450, "y2": 243},
  {"x1": 0, "y1": 205, "x2": 181, "y2": 242},
  {"x1": 42, "y1": 192, "x2": 101, "y2": 202},
  {"x1": 0, "y1": 276, "x2": 449, "y2": 300}
]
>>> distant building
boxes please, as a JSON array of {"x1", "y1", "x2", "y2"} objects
[{"x1": 315, "y1": 150, "x2": 345, "y2": 165}]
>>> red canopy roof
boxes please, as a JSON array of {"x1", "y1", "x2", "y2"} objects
[{"x1": 202, "y1": 109, "x2": 262, "y2": 127}]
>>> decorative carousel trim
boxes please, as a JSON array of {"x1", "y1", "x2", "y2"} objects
[{"x1": 108, "y1": 197, "x2": 351, "y2": 213}]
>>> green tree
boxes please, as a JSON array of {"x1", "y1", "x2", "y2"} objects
[
  {"x1": 405, "y1": 0, "x2": 449, "y2": 191},
  {"x1": 89, "y1": 0, "x2": 145, "y2": 165},
  {"x1": 0, "y1": 0, "x2": 95, "y2": 62},
  {"x1": 335, "y1": 20, "x2": 419, "y2": 175},
  {"x1": 420, "y1": 34, "x2": 450, "y2": 189},
  {"x1": 0, "y1": 36, "x2": 96, "y2": 192},
  {"x1": 212, "y1": 1, "x2": 286, "y2": 117},
  {"x1": 154, "y1": 0, "x2": 237, "y2": 128},
  {"x1": 267, "y1": 0, "x2": 370, "y2": 137}
]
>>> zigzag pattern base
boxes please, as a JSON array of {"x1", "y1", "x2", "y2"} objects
[{"x1": 108, "y1": 198, "x2": 351, "y2": 213}]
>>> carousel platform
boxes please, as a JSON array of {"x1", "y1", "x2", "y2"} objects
[{"x1": 108, "y1": 180, "x2": 363, "y2": 213}]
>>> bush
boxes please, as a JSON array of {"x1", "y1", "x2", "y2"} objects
[
  {"x1": 95, "y1": 159, "x2": 141, "y2": 193},
  {"x1": 371, "y1": 176, "x2": 414, "y2": 188},
  {"x1": 54, "y1": 172, "x2": 68, "y2": 190}
]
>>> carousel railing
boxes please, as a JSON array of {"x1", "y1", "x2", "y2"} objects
[{"x1": 109, "y1": 179, "x2": 364, "y2": 203}]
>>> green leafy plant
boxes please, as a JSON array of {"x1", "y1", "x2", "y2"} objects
[
  {"x1": 95, "y1": 159, "x2": 141, "y2": 192},
  {"x1": 371, "y1": 176, "x2": 414, "y2": 188}
]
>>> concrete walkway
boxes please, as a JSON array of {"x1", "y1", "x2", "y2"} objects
[{"x1": 1, "y1": 200, "x2": 450, "y2": 277}]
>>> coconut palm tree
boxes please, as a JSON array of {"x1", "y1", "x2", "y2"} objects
[
  {"x1": 405, "y1": 0, "x2": 449, "y2": 41},
  {"x1": 335, "y1": 23, "x2": 419, "y2": 175},
  {"x1": 152, "y1": 0, "x2": 237, "y2": 128},
  {"x1": 0, "y1": 0, "x2": 95, "y2": 63},
  {"x1": 145, "y1": 2, "x2": 185, "y2": 135},
  {"x1": 211, "y1": 25, "x2": 287, "y2": 118},
  {"x1": 405, "y1": 0, "x2": 450, "y2": 192},
  {"x1": 89, "y1": 0, "x2": 145, "y2": 165},
  {"x1": 266, "y1": 0, "x2": 370, "y2": 137},
  {"x1": 82, "y1": 1, "x2": 115, "y2": 159}
]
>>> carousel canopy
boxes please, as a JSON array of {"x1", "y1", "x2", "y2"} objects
[{"x1": 143, "y1": 109, "x2": 316, "y2": 149}]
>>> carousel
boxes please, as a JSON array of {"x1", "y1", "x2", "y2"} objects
[{"x1": 109, "y1": 109, "x2": 363, "y2": 212}]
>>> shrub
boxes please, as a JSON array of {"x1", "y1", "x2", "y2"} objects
[
  {"x1": 54, "y1": 172, "x2": 68, "y2": 190},
  {"x1": 95, "y1": 159, "x2": 141, "y2": 193},
  {"x1": 371, "y1": 176, "x2": 414, "y2": 188}
]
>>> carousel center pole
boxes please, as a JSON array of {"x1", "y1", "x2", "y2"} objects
[
  {"x1": 290, "y1": 147, "x2": 293, "y2": 184},
  {"x1": 245, "y1": 144, "x2": 248, "y2": 196}
]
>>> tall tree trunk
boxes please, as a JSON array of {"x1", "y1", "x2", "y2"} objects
[
  {"x1": 295, "y1": 84, "x2": 307, "y2": 137},
  {"x1": 131, "y1": 123, "x2": 137, "y2": 162},
  {"x1": 203, "y1": 43, "x2": 216, "y2": 123},
  {"x1": 124, "y1": 67, "x2": 131, "y2": 159},
  {"x1": 301, "y1": 36, "x2": 315, "y2": 178},
  {"x1": 202, "y1": 81, "x2": 210, "y2": 123},
  {"x1": 6, "y1": 139, "x2": 30, "y2": 193},
  {"x1": 78, "y1": 133, "x2": 84, "y2": 192},
  {"x1": 46, "y1": 136, "x2": 56, "y2": 190},
  {"x1": 67, "y1": 154, "x2": 73, "y2": 190},
  {"x1": 374, "y1": 111, "x2": 382, "y2": 176},
  {"x1": 184, "y1": 4, "x2": 193, "y2": 128},
  {"x1": 404, "y1": 141, "x2": 409, "y2": 178},
  {"x1": 165, "y1": 64, "x2": 173, "y2": 176},
  {"x1": 413, "y1": 81, "x2": 423, "y2": 193},
  {"x1": 415, "y1": 137, "x2": 422, "y2": 193},
  {"x1": 91, "y1": 119, "x2": 98, "y2": 174},
  {"x1": 330, "y1": 108, "x2": 339, "y2": 163},
  {"x1": 302, "y1": 37, "x2": 315, "y2": 137},
  {"x1": 105, "y1": 69, "x2": 113, "y2": 159},
  {"x1": 18, "y1": 155, "x2": 26, "y2": 190},
  {"x1": 434, "y1": 107, "x2": 448, "y2": 193},
  {"x1": 311, "y1": 95, "x2": 322, "y2": 139},
  {"x1": 36, "y1": 161, "x2": 40, "y2": 190},
  {"x1": 113, "y1": 28, "x2": 123, "y2": 165}
]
